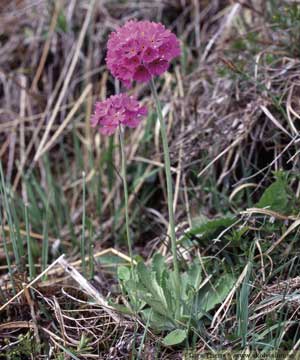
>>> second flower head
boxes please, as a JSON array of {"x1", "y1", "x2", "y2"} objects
[{"x1": 91, "y1": 94, "x2": 147, "y2": 136}]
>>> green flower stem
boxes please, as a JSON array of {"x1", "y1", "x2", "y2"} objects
[
  {"x1": 119, "y1": 126, "x2": 133, "y2": 266},
  {"x1": 150, "y1": 78, "x2": 180, "y2": 290},
  {"x1": 81, "y1": 171, "x2": 86, "y2": 276}
]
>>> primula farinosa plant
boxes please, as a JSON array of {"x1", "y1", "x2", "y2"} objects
[
  {"x1": 91, "y1": 94, "x2": 147, "y2": 262},
  {"x1": 106, "y1": 20, "x2": 181, "y2": 297},
  {"x1": 93, "y1": 20, "x2": 236, "y2": 345},
  {"x1": 106, "y1": 20, "x2": 180, "y2": 87}
]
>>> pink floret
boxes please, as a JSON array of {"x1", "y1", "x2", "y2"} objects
[
  {"x1": 106, "y1": 20, "x2": 180, "y2": 87},
  {"x1": 147, "y1": 59, "x2": 169, "y2": 76},
  {"x1": 133, "y1": 65, "x2": 151, "y2": 83},
  {"x1": 91, "y1": 94, "x2": 147, "y2": 136}
]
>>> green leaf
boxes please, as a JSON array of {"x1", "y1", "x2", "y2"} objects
[
  {"x1": 152, "y1": 253, "x2": 166, "y2": 280},
  {"x1": 197, "y1": 273, "x2": 235, "y2": 317},
  {"x1": 119, "y1": 278, "x2": 146, "y2": 312},
  {"x1": 162, "y1": 329, "x2": 188, "y2": 346},
  {"x1": 161, "y1": 269, "x2": 175, "y2": 313},
  {"x1": 186, "y1": 260, "x2": 202, "y2": 290},
  {"x1": 137, "y1": 261, "x2": 168, "y2": 308},
  {"x1": 256, "y1": 172, "x2": 294, "y2": 214},
  {"x1": 141, "y1": 309, "x2": 175, "y2": 331},
  {"x1": 182, "y1": 216, "x2": 236, "y2": 243},
  {"x1": 180, "y1": 260, "x2": 202, "y2": 303},
  {"x1": 140, "y1": 295, "x2": 170, "y2": 318},
  {"x1": 137, "y1": 261, "x2": 156, "y2": 295},
  {"x1": 117, "y1": 266, "x2": 130, "y2": 281}
]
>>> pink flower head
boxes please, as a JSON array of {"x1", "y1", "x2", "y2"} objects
[
  {"x1": 91, "y1": 94, "x2": 147, "y2": 136},
  {"x1": 106, "y1": 20, "x2": 180, "y2": 87}
]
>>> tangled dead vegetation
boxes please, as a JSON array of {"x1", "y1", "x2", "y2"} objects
[{"x1": 171, "y1": 27, "x2": 300, "y2": 196}]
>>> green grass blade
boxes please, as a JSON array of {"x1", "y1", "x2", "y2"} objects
[
  {"x1": 237, "y1": 258, "x2": 253, "y2": 347},
  {"x1": 88, "y1": 220, "x2": 94, "y2": 279},
  {"x1": 25, "y1": 204, "x2": 36, "y2": 280},
  {"x1": 0, "y1": 205, "x2": 16, "y2": 294},
  {"x1": 41, "y1": 199, "x2": 50, "y2": 281},
  {"x1": 0, "y1": 161, "x2": 20, "y2": 267}
]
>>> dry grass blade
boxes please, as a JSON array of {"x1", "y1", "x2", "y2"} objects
[
  {"x1": 57, "y1": 257, "x2": 123, "y2": 325},
  {"x1": 0, "y1": 321, "x2": 35, "y2": 331},
  {"x1": 241, "y1": 207, "x2": 298, "y2": 221},
  {"x1": 260, "y1": 105, "x2": 292, "y2": 138}
]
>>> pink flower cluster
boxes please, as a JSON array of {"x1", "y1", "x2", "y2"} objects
[
  {"x1": 106, "y1": 20, "x2": 180, "y2": 87},
  {"x1": 92, "y1": 21, "x2": 180, "y2": 136},
  {"x1": 91, "y1": 94, "x2": 147, "y2": 136}
]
